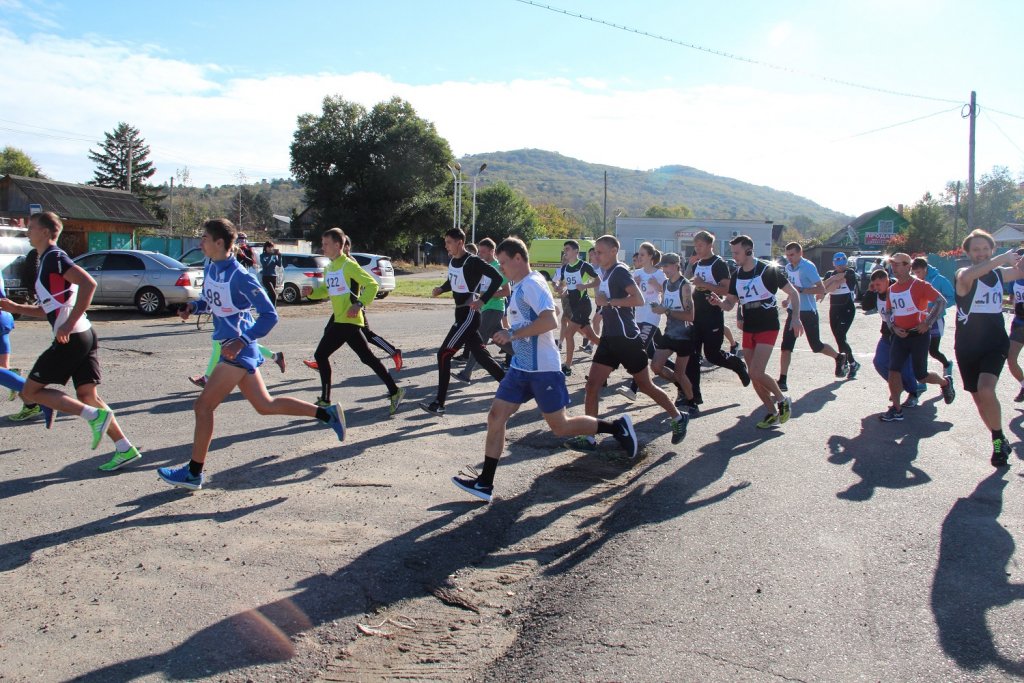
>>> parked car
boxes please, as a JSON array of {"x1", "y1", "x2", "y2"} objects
[
  {"x1": 849, "y1": 255, "x2": 886, "y2": 299},
  {"x1": 73, "y1": 250, "x2": 203, "y2": 314},
  {"x1": 280, "y1": 253, "x2": 330, "y2": 304},
  {"x1": 179, "y1": 247, "x2": 285, "y2": 298},
  {"x1": 350, "y1": 253, "x2": 396, "y2": 298}
]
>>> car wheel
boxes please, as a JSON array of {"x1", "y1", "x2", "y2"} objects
[
  {"x1": 135, "y1": 287, "x2": 165, "y2": 315},
  {"x1": 282, "y1": 283, "x2": 301, "y2": 304},
  {"x1": 375, "y1": 290, "x2": 390, "y2": 299}
]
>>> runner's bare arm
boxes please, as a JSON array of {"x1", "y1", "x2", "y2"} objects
[{"x1": 955, "y1": 250, "x2": 1018, "y2": 295}]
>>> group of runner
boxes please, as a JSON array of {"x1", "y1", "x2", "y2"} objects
[{"x1": 1, "y1": 213, "x2": 1020, "y2": 501}]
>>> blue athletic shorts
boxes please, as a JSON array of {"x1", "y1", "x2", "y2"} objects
[
  {"x1": 221, "y1": 340, "x2": 263, "y2": 374},
  {"x1": 495, "y1": 368, "x2": 570, "y2": 414},
  {"x1": 0, "y1": 331, "x2": 10, "y2": 355}
]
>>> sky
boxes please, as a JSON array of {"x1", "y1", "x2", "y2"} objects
[{"x1": 1, "y1": 0, "x2": 1022, "y2": 218}]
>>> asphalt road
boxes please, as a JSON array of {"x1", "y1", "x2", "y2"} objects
[{"x1": 0, "y1": 298, "x2": 1021, "y2": 682}]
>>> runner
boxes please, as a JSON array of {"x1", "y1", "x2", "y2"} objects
[
  {"x1": 0, "y1": 267, "x2": 49, "y2": 421},
  {"x1": 617, "y1": 242, "x2": 677, "y2": 401},
  {"x1": 0, "y1": 211, "x2": 137, "y2": 469},
  {"x1": 875, "y1": 252, "x2": 955, "y2": 422},
  {"x1": 683, "y1": 231, "x2": 750, "y2": 411},
  {"x1": 161, "y1": 218, "x2": 346, "y2": 490},
  {"x1": 587, "y1": 247, "x2": 603, "y2": 339},
  {"x1": 911, "y1": 256, "x2": 955, "y2": 378},
  {"x1": 862, "y1": 269, "x2": 924, "y2": 407},
  {"x1": 822, "y1": 252, "x2": 861, "y2": 378},
  {"x1": 650, "y1": 253, "x2": 695, "y2": 407},
  {"x1": 307, "y1": 228, "x2": 404, "y2": 416},
  {"x1": 419, "y1": 227, "x2": 505, "y2": 416},
  {"x1": 778, "y1": 242, "x2": 848, "y2": 391},
  {"x1": 1008, "y1": 249, "x2": 1024, "y2": 403},
  {"x1": 564, "y1": 235, "x2": 688, "y2": 451},
  {"x1": 953, "y1": 230, "x2": 1024, "y2": 467},
  {"x1": 451, "y1": 237, "x2": 638, "y2": 502},
  {"x1": 456, "y1": 237, "x2": 512, "y2": 382},
  {"x1": 709, "y1": 235, "x2": 802, "y2": 429},
  {"x1": 189, "y1": 340, "x2": 285, "y2": 388}
]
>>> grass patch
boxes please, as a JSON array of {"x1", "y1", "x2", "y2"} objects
[{"x1": 393, "y1": 277, "x2": 445, "y2": 298}]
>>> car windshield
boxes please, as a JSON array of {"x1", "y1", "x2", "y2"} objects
[{"x1": 147, "y1": 253, "x2": 188, "y2": 269}]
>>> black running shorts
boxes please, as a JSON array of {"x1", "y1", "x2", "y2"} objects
[
  {"x1": 29, "y1": 328, "x2": 102, "y2": 388},
  {"x1": 955, "y1": 341, "x2": 1008, "y2": 393},
  {"x1": 593, "y1": 335, "x2": 649, "y2": 374}
]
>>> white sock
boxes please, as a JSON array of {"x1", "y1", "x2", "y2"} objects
[
  {"x1": 115, "y1": 438, "x2": 132, "y2": 452},
  {"x1": 80, "y1": 406, "x2": 99, "y2": 420}
]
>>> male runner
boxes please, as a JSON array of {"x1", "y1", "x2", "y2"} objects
[
  {"x1": 778, "y1": 242, "x2": 848, "y2": 390},
  {"x1": 911, "y1": 256, "x2": 955, "y2": 378},
  {"x1": 822, "y1": 252, "x2": 861, "y2": 378},
  {"x1": 457, "y1": 237, "x2": 512, "y2": 382},
  {"x1": 306, "y1": 228, "x2": 405, "y2": 415},
  {"x1": 419, "y1": 227, "x2": 505, "y2": 416},
  {"x1": 710, "y1": 235, "x2": 802, "y2": 428},
  {"x1": 564, "y1": 235, "x2": 688, "y2": 451},
  {"x1": 551, "y1": 240, "x2": 599, "y2": 375},
  {"x1": 161, "y1": 218, "x2": 346, "y2": 490},
  {"x1": 684, "y1": 230, "x2": 750, "y2": 410},
  {"x1": 1, "y1": 267, "x2": 48, "y2": 420},
  {"x1": 587, "y1": 247, "x2": 603, "y2": 339},
  {"x1": 451, "y1": 237, "x2": 638, "y2": 502},
  {"x1": 0, "y1": 211, "x2": 136, "y2": 469},
  {"x1": 1007, "y1": 250, "x2": 1024, "y2": 403},
  {"x1": 953, "y1": 230, "x2": 1024, "y2": 466},
  {"x1": 862, "y1": 269, "x2": 923, "y2": 407},
  {"x1": 875, "y1": 252, "x2": 955, "y2": 422}
]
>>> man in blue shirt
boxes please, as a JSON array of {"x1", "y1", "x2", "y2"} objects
[{"x1": 778, "y1": 242, "x2": 848, "y2": 391}]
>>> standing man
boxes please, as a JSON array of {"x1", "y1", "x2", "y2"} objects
[
  {"x1": 550, "y1": 239, "x2": 600, "y2": 376},
  {"x1": 259, "y1": 241, "x2": 282, "y2": 306},
  {"x1": 564, "y1": 235, "x2": 688, "y2": 451},
  {"x1": 710, "y1": 235, "x2": 802, "y2": 429},
  {"x1": 953, "y1": 230, "x2": 1024, "y2": 467},
  {"x1": 457, "y1": 237, "x2": 512, "y2": 382},
  {"x1": 684, "y1": 231, "x2": 750, "y2": 411},
  {"x1": 876, "y1": 252, "x2": 955, "y2": 422},
  {"x1": 307, "y1": 228, "x2": 405, "y2": 417},
  {"x1": 778, "y1": 242, "x2": 848, "y2": 391},
  {"x1": 451, "y1": 238, "x2": 638, "y2": 502},
  {"x1": 419, "y1": 227, "x2": 506, "y2": 416},
  {"x1": 822, "y1": 252, "x2": 861, "y2": 378},
  {"x1": 911, "y1": 256, "x2": 955, "y2": 378},
  {"x1": 0, "y1": 211, "x2": 136, "y2": 469}
]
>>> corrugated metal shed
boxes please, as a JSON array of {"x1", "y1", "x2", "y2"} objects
[{"x1": 0, "y1": 175, "x2": 161, "y2": 226}]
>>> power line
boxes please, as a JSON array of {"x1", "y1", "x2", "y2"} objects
[
  {"x1": 986, "y1": 106, "x2": 1024, "y2": 122},
  {"x1": 831, "y1": 106, "x2": 961, "y2": 142},
  {"x1": 513, "y1": 0, "x2": 964, "y2": 104},
  {"x1": 982, "y1": 111, "x2": 1024, "y2": 160}
]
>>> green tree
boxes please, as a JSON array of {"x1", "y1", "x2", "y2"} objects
[
  {"x1": 472, "y1": 182, "x2": 539, "y2": 244},
  {"x1": 974, "y1": 166, "x2": 1020, "y2": 230},
  {"x1": 290, "y1": 95, "x2": 453, "y2": 252},
  {"x1": 904, "y1": 192, "x2": 951, "y2": 253},
  {"x1": 88, "y1": 122, "x2": 166, "y2": 220},
  {"x1": 643, "y1": 203, "x2": 692, "y2": 218},
  {"x1": 0, "y1": 146, "x2": 45, "y2": 177},
  {"x1": 534, "y1": 203, "x2": 585, "y2": 239}
]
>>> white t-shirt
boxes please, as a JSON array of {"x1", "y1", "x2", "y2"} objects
[
  {"x1": 633, "y1": 268, "x2": 668, "y2": 327},
  {"x1": 507, "y1": 271, "x2": 561, "y2": 373}
]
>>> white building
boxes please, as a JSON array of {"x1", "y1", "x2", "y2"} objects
[{"x1": 614, "y1": 217, "x2": 780, "y2": 260}]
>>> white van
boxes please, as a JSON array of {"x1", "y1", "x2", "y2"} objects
[{"x1": 0, "y1": 226, "x2": 34, "y2": 303}]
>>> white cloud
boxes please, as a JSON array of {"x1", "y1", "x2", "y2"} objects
[
  {"x1": 768, "y1": 21, "x2": 793, "y2": 48},
  {"x1": 1, "y1": 29, "x2": 1020, "y2": 218}
]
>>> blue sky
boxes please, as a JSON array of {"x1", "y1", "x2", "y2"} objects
[{"x1": 1, "y1": 0, "x2": 1022, "y2": 218}]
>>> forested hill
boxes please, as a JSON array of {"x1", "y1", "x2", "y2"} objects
[{"x1": 459, "y1": 149, "x2": 848, "y2": 229}]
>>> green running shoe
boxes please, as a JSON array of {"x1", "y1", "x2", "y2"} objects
[
  {"x1": 8, "y1": 404, "x2": 41, "y2": 421},
  {"x1": 756, "y1": 413, "x2": 779, "y2": 429},
  {"x1": 563, "y1": 435, "x2": 597, "y2": 452},
  {"x1": 7, "y1": 368, "x2": 20, "y2": 401},
  {"x1": 87, "y1": 408, "x2": 113, "y2": 450},
  {"x1": 99, "y1": 446, "x2": 142, "y2": 472},
  {"x1": 389, "y1": 387, "x2": 406, "y2": 417},
  {"x1": 315, "y1": 398, "x2": 331, "y2": 408}
]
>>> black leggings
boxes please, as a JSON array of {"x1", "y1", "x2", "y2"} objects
[
  {"x1": 436, "y1": 312, "x2": 505, "y2": 406},
  {"x1": 261, "y1": 277, "x2": 278, "y2": 307},
  {"x1": 314, "y1": 321, "x2": 398, "y2": 401},
  {"x1": 629, "y1": 322, "x2": 675, "y2": 392},
  {"x1": 929, "y1": 335, "x2": 950, "y2": 367},
  {"x1": 829, "y1": 299, "x2": 855, "y2": 358},
  {"x1": 685, "y1": 316, "x2": 747, "y2": 401},
  {"x1": 362, "y1": 312, "x2": 398, "y2": 356}
]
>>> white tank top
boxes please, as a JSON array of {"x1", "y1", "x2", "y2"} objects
[
  {"x1": 202, "y1": 271, "x2": 244, "y2": 318},
  {"x1": 448, "y1": 264, "x2": 469, "y2": 293}
]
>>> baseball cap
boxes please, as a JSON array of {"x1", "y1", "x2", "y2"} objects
[{"x1": 833, "y1": 252, "x2": 848, "y2": 266}]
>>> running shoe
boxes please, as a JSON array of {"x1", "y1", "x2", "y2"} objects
[
  {"x1": 777, "y1": 396, "x2": 792, "y2": 424},
  {"x1": 392, "y1": 350, "x2": 404, "y2": 372},
  {"x1": 157, "y1": 463, "x2": 205, "y2": 490},
  {"x1": 419, "y1": 401, "x2": 445, "y2": 416},
  {"x1": 615, "y1": 386, "x2": 637, "y2": 402},
  {"x1": 315, "y1": 398, "x2": 331, "y2": 408},
  {"x1": 303, "y1": 359, "x2": 319, "y2": 371},
  {"x1": 452, "y1": 355, "x2": 468, "y2": 366},
  {"x1": 738, "y1": 361, "x2": 751, "y2": 387},
  {"x1": 561, "y1": 364, "x2": 572, "y2": 377},
  {"x1": 188, "y1": 375, "x2": 207, "y2": 388},
  {"x1": 99, "y1": 446, "x2": 142, "y2": 472},
  {"x1": 835, "y1": 352, "x2": 849, "y2": 378},
  {"x1": 8, "y1": 404, "x2": 41, "y2": 421},
  {"x1": 777, "y1": 378, "x2": 789, "y2": 392},
  {"x1": 730, "y1": 342, "x2": 740, "y2": 355},
  {"x1": 87, "y1": 408, "x2": 113, "y2": 450},
  {"x1": 274, "y1": 351, "x2": 287, "y2": 373},
  {"x1": 670, "y1": 412, "x2": 689, "y2": 444},
  {"x1": 941, "y1": 375, "x2": 956, "y2": 404},
  {"x1": 847, "y1": 360, "x2": 861, "y2": 379},
  {"x1": 612, "y1": 414, "x2": 638, "y2": 458},
  {"x1": 901, "y1": 393, "x2": 919, "y2": 408},
  {"x1": 991, "y1": 437, "x2": 1011, "y2": 467},
  {"x1": 452, "y1": 475, "x2": 493, "y2": 502},
  {"x1": 1015, "y1": 387, "x2": 1024, "y2": 403},
  {"x1": 684, "y1": 400, "x2": 701, "y2": 416},
  {"x1": 756, "y1": 413, "x2": 779, "y2": 429},
  {"x1": 943, "y1": 361, "x2": 954, "y2": 378},
  {"x1": 324, "y1": 403, "x2": 346, "y2": 442},
  {"x1": 6, "y1": 368, "x2": 19, "y2": 401},
  {"x1": 581, "y1": 341, "x2": 592, "y2": 353},
  {"x1": 879, "y1": 406, "x2": 904, "y2": 422},
  {"x1": 452, "y1": 371, "x2": 471, "y2": 383},
  {"x1": 389, "y1": 387, "x2": 406, "y2": 417},
  {"x1": 563, "y1": 435, "x2": 597, "y2": 452}
]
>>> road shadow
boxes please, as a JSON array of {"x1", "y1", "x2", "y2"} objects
[
  {"x1": 930, "y1": 471, "x2": 1024, "y2": 676},
  {"x1": 827, "y1": 403, "x2": 950, "y2": 501}
]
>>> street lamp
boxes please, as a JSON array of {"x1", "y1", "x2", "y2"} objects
[
  {"x1": 447, "y1": 162, "x2": 464, "y2": 231},
  {"x1": 470, "y1": 163, "x2": 487, "y2": 245}
]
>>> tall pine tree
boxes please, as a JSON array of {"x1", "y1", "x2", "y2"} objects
[{"x1": 88, "y1": 122, "x2": 166, "y2": 220}]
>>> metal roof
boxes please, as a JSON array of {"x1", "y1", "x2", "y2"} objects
[{"x1": 2, "y1": 175, "x2": 162, "y2": 226}]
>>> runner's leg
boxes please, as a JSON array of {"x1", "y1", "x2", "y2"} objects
[{"x1": 190, "y1": 362, "x2": 247, "y2": 466}]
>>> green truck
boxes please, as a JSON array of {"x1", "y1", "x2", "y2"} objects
[{"x1": 530, "y1": 238, "x2": 596, "y2": 281}]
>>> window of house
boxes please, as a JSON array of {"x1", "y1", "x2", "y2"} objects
[{"x1": 878, "y1": 220, "x2": 894, "y2": 234}]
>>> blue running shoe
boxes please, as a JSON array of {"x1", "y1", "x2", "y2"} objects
[
  {"x1": 325, "y1": 403, "x2": 346, "y2": 442},
  {"x1": 158, "y1": 463, "x2": 204, "y2": 490}
]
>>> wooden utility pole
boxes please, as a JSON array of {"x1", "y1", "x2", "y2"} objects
[
  {"x1": 966, "y1": 91, "x2": 977, "y2": 229},
  {"x1": 603, "y1": 171, "x2": 608, "y2": 233}
]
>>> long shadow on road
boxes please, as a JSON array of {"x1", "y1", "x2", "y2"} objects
[{"x1": 931, "y1": 470, "x2": 1024, "y2": 676}]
